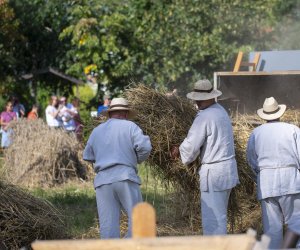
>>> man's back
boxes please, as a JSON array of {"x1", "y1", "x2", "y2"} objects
[
  {"x1": 84, "y1": 118, "x2": 152, "y2": 173},
  {"x1": 195, "y1": 103, "x2": 235, "y2": 164},
  {"x1": 247, "y1": 122, "x2": 300, "y2": 199}
]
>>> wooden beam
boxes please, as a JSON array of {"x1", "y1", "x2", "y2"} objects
[
  {"x1": 31, "y1": 234, "x2": 256, "y2": 250},
  {"x1": 252, "y1": 53, "x2": 261, "y2": 71},
  {"x1": 233, "y1": 51, "x2": 243, "y2": 72}
]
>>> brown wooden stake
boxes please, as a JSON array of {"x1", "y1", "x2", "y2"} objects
[{"x1": 132, "y1": 202, "x2": 156, "y2": 238}]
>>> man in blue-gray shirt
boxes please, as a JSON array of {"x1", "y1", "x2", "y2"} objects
[
  {"x1": 83, "y1": 97, "x2": 152, "y2": 239},
  {"x1": 247, "y1": 97, "x2": 300, "y2": 249},
  {"x1": 171, "y1": 79, "x2": 239, "y2": 235}
]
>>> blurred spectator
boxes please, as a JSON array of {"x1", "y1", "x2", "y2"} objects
[
  {"x1": 10, "y1": 96, "x2": 25, "y2": 119},
  {"x1": 0, "y1": 101, "x2": 17, "y2": 148},
  {"x1": 71, "y1": 97, "x2": 83, "y2": 141},
  {"x1": 97, "y1": 95, "x2": 111, "y2": 116},
  {"x1": 45, "y1": 95, "x2": 62, "y2": 128},
  {"x1": 59, "y1": 96, "x2": 76, "y2": 132},
  {"x1": 27, "y1": 104, "x2": 39, "y2": 120}
]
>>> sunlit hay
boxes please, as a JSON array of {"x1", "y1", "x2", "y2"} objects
[
  {"x1": 3, "y1": 119, "x2": 91, "y2": 187},
  {"x1": 0, "y1": 180, "x2": 67, "y2": 249},
  {"x1": 125, "y1": 84, "x2": 199, "y2": 193}
]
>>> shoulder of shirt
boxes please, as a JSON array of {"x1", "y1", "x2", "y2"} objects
[{"x1": 196, "y1": 103, "x2": 226, "y2": 118}]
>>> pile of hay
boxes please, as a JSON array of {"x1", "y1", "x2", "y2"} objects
[
  {"x1": 3, "y1": 119, "x2": 90, "y2": 187},
  {"x1": 125, "y1": 85, "x2": 199, "y2": 193},
  {"x1": 0, "y1": 179, "x2": 67, "y2": 249}
]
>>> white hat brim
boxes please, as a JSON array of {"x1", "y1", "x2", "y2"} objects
[
  {"x1": 257, "y1": 104, "x2": 286, "y2": 120},
  {"x1": 101, "y1": 107, "x2": 136, "y2": 119},
  {"x1": 186, "y1": 90, "x2": 222, "y2": 101}
]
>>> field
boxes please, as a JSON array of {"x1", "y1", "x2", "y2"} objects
[{"x1": 0, "y1": 152, "x2": 199, "y2": 240}]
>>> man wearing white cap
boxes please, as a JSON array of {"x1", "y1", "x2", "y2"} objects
[
  {"x1": 171, "y1": 79, "x2": 239, "y2": 235},
  {"x1": 83, "y1": 97, "x2": 152, "y2": 239},
  {"x1": 247, "y1": 97, "x2": 300, "y2": 249}
]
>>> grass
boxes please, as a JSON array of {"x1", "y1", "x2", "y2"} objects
[
  {"x1": 27, "y1": 164, "x2": 189, "y2": 239},
  {"x1": 0, "y1": 150, "x2": 198, "y2": 239}
]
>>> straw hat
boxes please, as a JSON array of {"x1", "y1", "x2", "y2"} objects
[
  {"x1": 257, "y1": 97, "x2": 286, "y2": 120},
  {"x1": 186, "y1": 79, "x2": 222, "y2": 101},
  {"x1": 102, "y1": 97, "x2": 136, "y2": 118}
]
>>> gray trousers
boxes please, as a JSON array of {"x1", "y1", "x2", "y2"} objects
[
  {"x1": 201, "y1": 172, "x2": 231, "y2": 235},
  {"x1": 95, "y1": 180, "x2": 142, "y2": 239},
  {"x1": 261, "y1": 193, "x2": 300, "y2": 249}
]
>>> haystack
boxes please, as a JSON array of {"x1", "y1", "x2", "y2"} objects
[
  {"x1": 3, "y1": 119, "x2": 90, "y2": 187},
  {"x1": 0, "y1": 179, "x2": 67, "y2": 249},
  {"x1": 125, "y1": 85, "x2": 199, "y2": 192}
]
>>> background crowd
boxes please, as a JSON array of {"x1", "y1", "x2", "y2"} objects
[{"x1": 0, "y1": 94, "x2": 88, "y2": 148}]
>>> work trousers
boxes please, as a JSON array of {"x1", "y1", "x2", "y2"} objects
[
  {"x1": 261, "y1": 193, "x2": 300, "y2": 249},
  {"x1": 95, "y1": 180, "x2": 142, "y2": 239},
  {"x1": 200, "y1": 172, "x2": 231, "y2": 235}
]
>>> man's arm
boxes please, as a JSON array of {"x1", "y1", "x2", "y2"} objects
[
  {"x1": 83, "y1": 141, "x2": 95, "y2": 163},
  {"x1": 132, "y1": 126, "x2": 152, "y2": 163},
  {"x1": 179, "y1": 116, "x2": 206, "y2": 165}
]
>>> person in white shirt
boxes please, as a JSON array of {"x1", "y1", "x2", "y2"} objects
[
  {"x1": 171, "y1": 79, "x2": 239, "y2": 235},
  {"x1": 45, "y1": 95, "x2": 62, "y2": 128},
  {"x1": 247, "y1": 97, "x2": 300, "y2": 249},
  {"x1": 83, "y1": 97, "x2": 152, "y2": 239},
  {"x1": 58, "y1": 96, "x2": 76, "y2": 132}
]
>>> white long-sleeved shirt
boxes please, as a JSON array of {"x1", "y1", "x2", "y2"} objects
[
  {"x1": 45, "y1": 105, "x2": 62, "y2": 127},
  {"x1": 83, "y1": 118, "x2": 152, "y2": 188},
  {"x1": 247, "y1": 122, "x2": 300, "y2": 200},
  {"x1": 179, "y1": 103, "x2": 239, "y2": 192}
]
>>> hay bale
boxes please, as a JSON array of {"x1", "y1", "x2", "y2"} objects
[
  {"x1": 125, "y1": 84, "x2": 199, "y2": 193},
  {"x1": 3, "y1": 119, "x2": 89, "y2": 187},
  {"x1": 0, "y1": 179, "x2": 67, "y2": 249}
]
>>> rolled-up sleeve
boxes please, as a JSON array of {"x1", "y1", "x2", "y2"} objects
[
  {"x1": 132, "y1": 126, "x2": 152, "y2": 163},
  {"x1": 83, "y1": 142, "x2": 95, "y2": 163},
  {"x1": 179, "y1": 116, "x2": 206, "y2": 165},
  {"x1": 246, "y1": 134, "x2": 258, "y2": 178}
]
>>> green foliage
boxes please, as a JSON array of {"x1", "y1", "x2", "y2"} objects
[
  {"x1": 0, "y1": 0, "x2": 20, "y2": 79},
  {"x1": 71, "y1": 85, "x2": 95, "y2": 121},
  {"x1": 0, "y1": 0, "x2": 299, "y2": 112}
]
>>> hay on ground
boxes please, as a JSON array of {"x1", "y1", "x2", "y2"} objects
[
  {"x1": 0, "y1": 180, "x2": 67, "y2": 249},
  {"x1": 3, "y1": 119, "x2": 90, "y2": 187}
]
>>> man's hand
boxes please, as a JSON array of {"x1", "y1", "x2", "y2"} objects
[{"x1": 170, "y1": 145, "x2": 180, "y2": 159}]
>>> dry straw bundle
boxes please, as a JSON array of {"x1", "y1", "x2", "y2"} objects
[
  {"x1": 0, "y1": 180, "x2": 67, "y2": 249},
  {"x1": 3, "y1": 119, "x2": 89, "y2": 187},
  {"x1": 125, "y1": 84, "x2": 199, "y2": 193}
]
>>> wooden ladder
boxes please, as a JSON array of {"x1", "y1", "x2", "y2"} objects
[{"x1": 233, "y1": 51, "x2": 261, "y2": 72}]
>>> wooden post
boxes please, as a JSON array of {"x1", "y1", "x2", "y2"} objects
[
  {"x1": 233, "y1": 51, "x2": 243, "y2": 72},
  {"x1": 132, "y1": 202, "x2": 156, "y2": 238},
  {"x1": 252, "y1": 53, "x2": 261, "y2": 71}
]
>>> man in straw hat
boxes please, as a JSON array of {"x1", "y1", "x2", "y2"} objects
[
  {"x1": 171, "y1": 79, "x2": 239, "y2": 235},
  {"x1": 83, "y1": 97, "x2": 152, "y2": 239},
  {"x1": 247, "y1": 97, "x2": 300, "y2": 249}
]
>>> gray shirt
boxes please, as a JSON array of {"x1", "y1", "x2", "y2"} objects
[
  {"x1": 179, "y1": 103, "x2": 239, "y2": 192},
  {"x1": 83, "y1": 118, "x2": 152, "y2": 188},
  {"x1": 247, "y1": 122, "x2": 300, "y2": 200}
]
